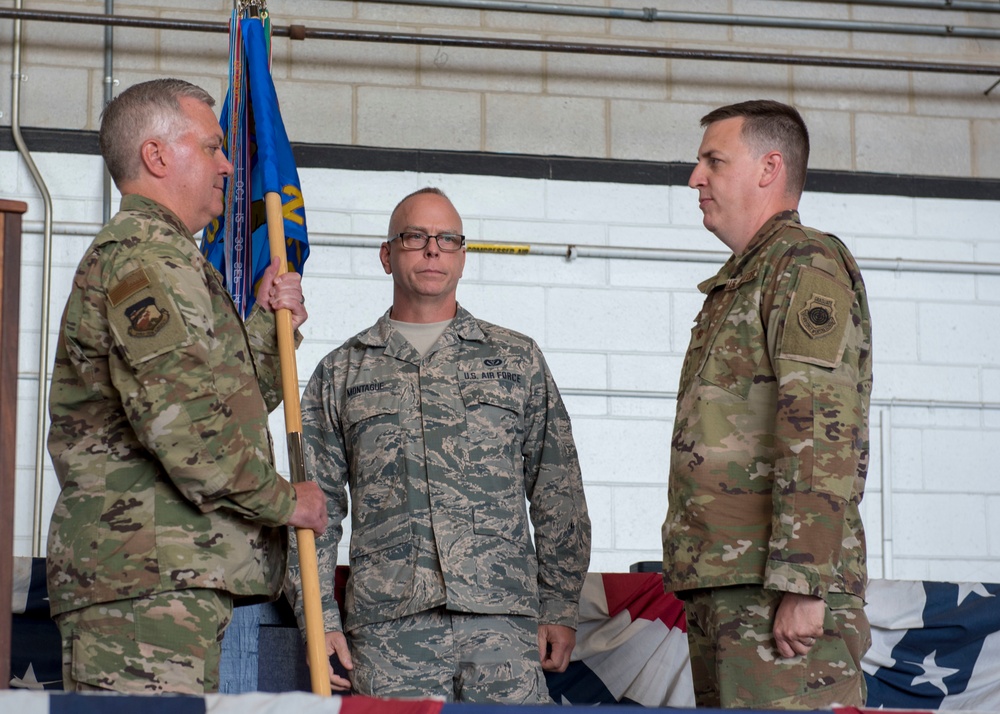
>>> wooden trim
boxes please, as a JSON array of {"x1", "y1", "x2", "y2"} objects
[{"x1": 0, "y1": 199, "x2": 27, "y2": 690}]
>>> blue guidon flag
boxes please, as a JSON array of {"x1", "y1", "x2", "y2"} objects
[
  {"x1": 864, "y1": 578, "x2": 1000, "y2": 710},
  {"x1": 201, "y1": 6, "x2": 308, "y2": 319}
]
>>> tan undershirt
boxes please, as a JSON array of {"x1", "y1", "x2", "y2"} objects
[{"x1": 389, "y1": 317, "x2": 453, "y2": 358}]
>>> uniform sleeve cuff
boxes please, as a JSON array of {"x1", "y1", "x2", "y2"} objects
[
  {"x1": 764, "y1": 559, "x2": 829, "y2": 599},
  {"x1": 539, "y1": 600, "x2": 579, "y2": 629}
]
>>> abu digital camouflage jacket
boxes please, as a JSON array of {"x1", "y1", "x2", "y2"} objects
[
  {"x1": 288, "y1": 306, "x2": 591, "y2": 633},
  {"x1": 46, "y1": 194, "x2": 297, "y2": 616},
  {"x1": 663, "y1": 211, "x2": 872, "y2": 608}
]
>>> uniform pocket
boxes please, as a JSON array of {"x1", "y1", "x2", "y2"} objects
[
  {"x1": 344, "y1": 389, "x2": 399, "y2": 426},
  {"x1": 348, "y1": 523, "x2": 415, "y2": 606},
  {"x1": 458, "y1": 380, "x2": 524, "y2": 455},
  {"x1": 698, "y1": 289, "x2": 765, "y2": 399},
  {"x1": 457, "y1": 380, "x2": 526, "y2": 493},
  {"x1": 342, "y1": 388, "x2": 403, "y2": 480},
  {"x1": 459, "y1": 381, "x2": 523, "y2": 425},
  {"x1": 107, "y1": 268, "x2": 193, "y2": 369},
  {"x1": 472, "y1": 505, "x2": 536, "y2": 596}
]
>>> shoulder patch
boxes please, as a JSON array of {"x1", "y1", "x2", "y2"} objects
[
  {"x1": 797, "y1": 294, "x2": 838, "y2": 338},
  {"x1": 779, "y1": 266, "x2": 854, "y2": 369},
  {"x1": 108, "y1": 268, "x2": 188, "y2": 365},
  {"x1": 108, "y1": 268, "x2": 150, "y2": 306},
  {"x1": 124, "y1": 296, "x2": 171, "y2": 338}
]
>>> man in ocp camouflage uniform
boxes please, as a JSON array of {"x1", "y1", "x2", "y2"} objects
[
  {"x1": 287, "y1": 187, "x2": 591, "y2": 703},
  {"x1": 46, "y1": 78, "x2": 327, "y2": 694},
  {"x1": 662, "y1": 100, "x2": 872, "y2": 710}
]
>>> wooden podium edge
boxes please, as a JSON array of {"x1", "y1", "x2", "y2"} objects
[{"x1": 0, "y1": 199, "x2": 28, "y2": 690}]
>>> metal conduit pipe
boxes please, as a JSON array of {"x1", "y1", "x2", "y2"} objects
[
  {"x1": 15, "y1": 228, "x2": 1000, "y2": 409},
  {"x1": 6, "y1": 3, "x2": 1000, "y2": 40},
  {"x1": 306, "y1": 233, "x2": 1000, "y2": 276},
  {"x1": 780, "y1": 0, "x2": 1000, "y2": 14},
  {"x1": 102, "y1": 0, "x2": 114, "y2": 224},
  {"x1": 368, "y1": 0, "x2": 1000, "y2": 39},
  {"x1": 10, "y1": 0, "x2": 56, "y2": 558},
  {"x1": 0, "y1": 7, "x2": 999, "y2": 77},
  {"x1": 24, "y1": 224, "x2": 1000, "y2": 277},
  {"x1": 879, "y1": 408, "x2": 894, "y2": 580}
]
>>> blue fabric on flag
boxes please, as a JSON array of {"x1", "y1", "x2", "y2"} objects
[
  {"x1": 863, "y1": 579, "x2": 1000, "y2": 710},
  {"x1": 545, "y1": 660, "x2": 639, "y2": 705},
  {"x1": 50, "y1": 693, "x2": 206, "y2": 714},
  {"x1": 201, "y1": 15, "x2": 308, "y2": 319},
  {"x1": 11, "y1": 557, "x2": 62, "y2": 690}
]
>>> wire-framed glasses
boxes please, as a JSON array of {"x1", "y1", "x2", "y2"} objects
[{"x1": 390, "y1": 231, "x2": 466, "y2": 252}]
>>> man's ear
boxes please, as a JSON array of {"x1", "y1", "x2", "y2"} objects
[
  {"x1": 139, "y1": 138, "x2": 169, "y2": 178},
  {"x1": 379, "y1": 242, "x2": 392, "y2": 275},
  {"x1": 759, "y1": 150, "x2": 784, "y2": 189}
]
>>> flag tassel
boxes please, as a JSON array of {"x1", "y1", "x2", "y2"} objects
[{"x1": 264, "y1": 191, "x2": 331, "y2": 697}]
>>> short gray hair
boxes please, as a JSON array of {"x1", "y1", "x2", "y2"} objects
[{"x1": 99, "y1": 78, "x2": 216, "y2": 187}]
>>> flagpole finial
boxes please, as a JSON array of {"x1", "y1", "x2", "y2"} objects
[{"x1": 237, "y1": 0, "x2": 266, "y2": 18}]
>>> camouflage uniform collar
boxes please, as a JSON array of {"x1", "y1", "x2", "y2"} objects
[
  {"x1": 739, "y1": 210, "x2": 801, "y2": 258},
  {"x1": 359, "y1": 303, "x2": 487, "y2": 356},
  {"x1": 449, "y1": 304, "x2": 487, "y2": 342},
  {"x1": 113, "y1": 194, "x2": 195, "y2": 243},
  {"x1": 698, "y1": 210, "x2": 802, "y2": 294}
]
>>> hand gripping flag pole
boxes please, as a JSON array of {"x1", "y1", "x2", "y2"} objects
[{"x1": 201, "y1": 3, "x2": 328, "y2": 696}]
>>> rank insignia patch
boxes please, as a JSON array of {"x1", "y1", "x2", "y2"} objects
[
  {"x1": 125, "y1": 296, "x2": 170, "y2": 338},
  {"x1": 798, "y1": 294, "x2": 837, "y2": 338}
]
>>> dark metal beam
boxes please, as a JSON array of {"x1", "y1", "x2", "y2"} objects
[{"x1": 0, "y1": 7, "x2": 997, "y2": 77}]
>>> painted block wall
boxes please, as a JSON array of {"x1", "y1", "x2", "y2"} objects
[
  {"x1": 5, "y1": 150, "x2": 1000, "y2": 584},
  {"x1": 2, "y1": 1, "x2": 1000, "y2": 178},
  {"x1": 2, "y1": 0, "x2": 1000, "y2": 583}
]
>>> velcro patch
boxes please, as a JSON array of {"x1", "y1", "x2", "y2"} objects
[
  {"x1": 779, "y1": 266, "x2": 853, "y2": 369},
  {"x1": 798, "y1": 294, "x2": 838, "y2": 338},
  {"x1": 108, "y1": 268, "x2": 150, "y2": 307},
  {"x1": 124, "y1": 296, "x2": 171, "y2": 338},
  {"x1": 107, "y1": 268, "x2": 188, "y2": 365}
]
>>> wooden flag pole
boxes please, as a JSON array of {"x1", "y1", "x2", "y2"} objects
[{"x1": 264, "y1": 191, "x2": 331, "y2": 697}]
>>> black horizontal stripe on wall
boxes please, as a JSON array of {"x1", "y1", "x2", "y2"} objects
[{"x1": 4, "y1": 127, "x2": 997, "y2": 201}]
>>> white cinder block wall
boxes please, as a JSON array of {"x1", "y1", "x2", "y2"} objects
[
  {"x1": 8, "y1": 153, "x2": 1000, "y2": 583},
  {"x1": 4, "y1": 0, "x2": 1000, "y2": 584}
]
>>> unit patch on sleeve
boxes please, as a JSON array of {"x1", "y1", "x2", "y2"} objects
[
  {"x1": 798, "y1": 294, "x2": 837, "y2": 338},
  {"x1": 779, "y1": 266, "x2": 854, "y2": 369},
  {"x1": 125, "y1": 296, "x2": 170, "y2": 337},
  {"x1": 107, "y1": 266, "x2": 188, "y2": 365}
]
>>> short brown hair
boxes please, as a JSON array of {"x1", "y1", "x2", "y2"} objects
[
  {"x1": 99, "y1": 78, "x2": 216, "y2": 187},
  {"x1": 701, "y1": 100, "x2": 810, "y2": 196}
]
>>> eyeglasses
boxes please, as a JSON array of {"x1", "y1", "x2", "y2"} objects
[{"x1": 390, "y1": 231, "x2": 466, "y2": 252}]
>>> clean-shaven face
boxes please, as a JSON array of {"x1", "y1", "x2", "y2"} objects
[
  {"x1": 167, "y1": 96, "x2": 233, "y2": 234},
  {"x1": 380, "y1": 193, "x2": 466, "y2": 307},
  {"x1": 688, "y1": 116, "x2": 763, "y2": 252}
]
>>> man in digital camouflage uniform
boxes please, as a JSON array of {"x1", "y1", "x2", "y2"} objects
[
  {"x1": 662, "y1": 100, "x2": 872, "y2": 710},
  {"x1": 46, "y1": 78, "x2": 327, "y2": 694},
  {"x1": 287, "y1": 187, "x2": 591, "y2": 702}
]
